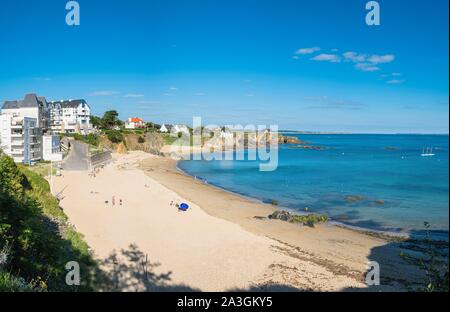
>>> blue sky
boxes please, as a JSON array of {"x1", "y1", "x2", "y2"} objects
[{"x1": 0, "y1": 0, "x2": 448, "y2": 133}]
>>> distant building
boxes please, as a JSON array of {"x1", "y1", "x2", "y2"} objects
[
  {"x1": 0, "y1": 114, "x2": 41, "y2": 164},
  {"x1": 160, "y1": 124, "x2": 173, "y2": 133},
  {"x1": 125, "y1": 117, "x2": 145, "y2": 129},
  {"x1": 42, "y1": 135, "x2": 63, "y2": 161},
  {"x1": 48, "y1": 99, "x2": 92, "y2": 134},
  {"x1": 170, "y1": 124, "x2": 190, "y2": 137}
]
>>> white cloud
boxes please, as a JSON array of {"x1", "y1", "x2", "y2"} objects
[
  {"x1": 392, "y1": 72, "x2": 402, "y2": 76},
  {"x1": 311, "y1": 53, "x2": 341, "y2": 63},
  {"x1": 343, "y1": 51, "x2": 367, "y2": 63},
  {"x1": 387, "y1": 79, "x2": 405, "y2": 84},
  {"x1": 292, "y1": 55, "x2": 300, "y2": 60},
  {"x1": 295, "y1": 47, "x2": 321, "y2": 55},
  {"x1": 355, "y1": 63, "x2": 381, "y2": 72},
  {"x1": 34, "y1": 77, "x2": 52, "y2": 81},
  {"x1": 169, "y1": 87, "x2": 178, "y2": 91},
  {"x1": 367, "y1": 54, "x2": 395, "y2": 64},
  {"x1": 195, "y1": 92, "x2": 205, "y2": 96},
  {"x1": 88, "y1": 91, "x2": 120, "y2": 96},
  {"x1": 124, "y1": 93, "x2": 144, "y2": 98}
]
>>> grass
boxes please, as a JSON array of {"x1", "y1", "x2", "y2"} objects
[{"x1": 162, "y1": 134, "x2": 178, "y2": 145}]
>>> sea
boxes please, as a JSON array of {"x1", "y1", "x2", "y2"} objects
[{"x1": 178, "y1": 134, "x2": 449, "y2": 240}]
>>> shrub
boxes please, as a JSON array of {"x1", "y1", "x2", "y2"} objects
[{"x1": 105, "y1": 130, "x2": 124, "y2": 144}]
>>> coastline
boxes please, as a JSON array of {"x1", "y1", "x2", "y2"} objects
[
  {"x1": 140, "y1": 152, "x2": 428, "y2": 290},
  {"x1": 53, "y1": 150, "x2": 429, "y2": 291}
]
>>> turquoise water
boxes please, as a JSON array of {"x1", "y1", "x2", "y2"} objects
[{"x1": 179, "y1": 134, "x2": 449, "y2": 239}]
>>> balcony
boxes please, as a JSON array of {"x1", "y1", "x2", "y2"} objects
[
  {"x1": 11, "y1": 150, "x2": 24, "y2": 156},
  {"x1": 11, "y1": 140, "x2": 24, "y2": 147}
]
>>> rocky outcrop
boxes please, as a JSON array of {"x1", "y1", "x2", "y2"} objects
[
  {"x1": 344, "y1": 195, "x2": 364, "y2": 203},
  {"x1": 268, "y1": 210, "x2": 294, "y2": 222},
  {"x1": 268, "y1": 210, "x2": 329, "y2": 227},
  {"x1": 278, "y1": 135, "x2": 303, "y2": 144}
]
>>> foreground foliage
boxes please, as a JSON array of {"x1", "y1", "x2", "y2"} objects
[{"x1": 0, "y1": 154, "x2": 97, "y2": 291}]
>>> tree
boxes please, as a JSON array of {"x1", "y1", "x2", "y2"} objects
[
  {"x1": 90, "y1": 115, "x2": 102, "y2": 129},
  {"x1": 101, "y1": 110, "x2": 121, "y2": 129}
]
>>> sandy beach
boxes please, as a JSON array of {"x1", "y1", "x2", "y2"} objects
[{"x1": 53, "y1": 151, "x2": 424, "y2": 291}]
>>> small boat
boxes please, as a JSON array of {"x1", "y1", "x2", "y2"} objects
[{"x1": 421, "y1": 147, "x2": 435, "y2": 157}]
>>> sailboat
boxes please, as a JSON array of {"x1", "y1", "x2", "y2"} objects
[{"x1": 421, "y1": 147, "x2": 435, "y2": 157}]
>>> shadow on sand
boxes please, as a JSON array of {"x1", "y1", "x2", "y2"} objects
[
  {"x1": 91, "y1": 244, "x2": 304, "y2": 292},
  {"x1": 344, "y1": 233, "x2": 448, "y2": 292},
  {"x1": 90, "y1": 236, "x2": 448, "y2": 292}
]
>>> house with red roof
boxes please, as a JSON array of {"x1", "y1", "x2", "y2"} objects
[{"x1": 125, "y1": 117, "x2": 145, "y2": 129}]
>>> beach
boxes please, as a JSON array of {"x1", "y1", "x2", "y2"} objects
[{"x1": 53, "y1": 151, "x2": 424, "y2": 291}]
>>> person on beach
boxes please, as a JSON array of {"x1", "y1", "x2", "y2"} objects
[
  {"x1": 112, "y1": 196, "x2": 115, "y2": 206},
  {"x1": 120, "y1": 199, "x2": 123, "y2": 206}
]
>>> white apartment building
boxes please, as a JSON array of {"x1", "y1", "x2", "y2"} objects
[
  {"x1": 0, "y1": 94, "x2": 47, "y2": 164},
  {"x1": 0, "y1": 114, "x2": 40, "y2": 164},
  {"x1": 1, "y1": 93, "x2": 49, "y2": 130},
  {"x1": 48, "y1": 99, "x2": 92, "y2": 135}
]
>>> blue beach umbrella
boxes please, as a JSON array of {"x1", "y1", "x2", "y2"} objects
[{"x1": 179, "y1": 203, "x2": 189, "y2": 211}]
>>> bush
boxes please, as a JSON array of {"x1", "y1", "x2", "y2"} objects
[
  {"x1": 105, "y1": 130, "x2": 124, "y2": 144},
  {"x1": 138, "y1": 136, "x2": 145, "y2": 144}
]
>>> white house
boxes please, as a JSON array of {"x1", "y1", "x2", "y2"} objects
[
  {"x1": 125, "y1": 117, "x2": 145, "y2": 129},
  {"x1": 48, "y1": 99, "x2": 92, "y2": 135},
  {"x1": 170, "y1": 124, "x2": 190, "y2": 137},
  {"x1": 160, "y1": 124, "x2": 173, "y2": 133},
  {"x1": 42, "y1": 135, "x2": 63, "y2": 162}
]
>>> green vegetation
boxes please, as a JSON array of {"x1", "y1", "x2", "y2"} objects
[
  {"x1": 162, "y1": 134, "x2": 177, "y2": 145},
  {"x1": 90, "y1": 115, "x2": 102, "y2": 129},
  {"x1": 290, "y1": 214, "x2": 329, "y2": 227},
  {"x1": 105, "y1": 130, "x2": 124, "y2": 144},
  {"x1": 62, "y1": 133, "x2": 100, "y2": 147},
  {"x1": 0, "y1": 154, "x2": 97, "y2": 291},
  {"x1": 100, "y1": 110, "x2": 122, "y2": 129},
  {"x1": 145, "y1": 122, "x2": 161, "y2": 131},
  {"x1": 270, "y1": 199, "x2": 279, "y2": 206}
]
